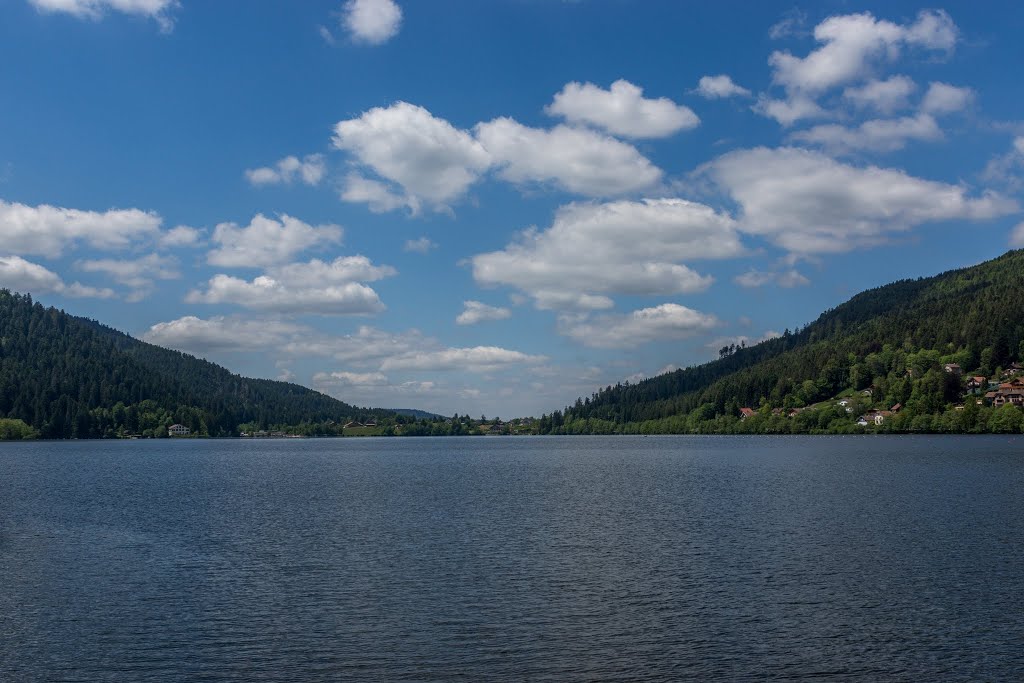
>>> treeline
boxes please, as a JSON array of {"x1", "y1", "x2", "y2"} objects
[
  {"x1": 534, "y1": 249, "x2": 1024, "y2": 434},
  {"x1": 0, "y1": 290, "x2": 394, "y2": 438}
]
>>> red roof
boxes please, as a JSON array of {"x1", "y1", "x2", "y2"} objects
[{"x1": 739, "y1": 407, "x2": 757, "y2": 418}]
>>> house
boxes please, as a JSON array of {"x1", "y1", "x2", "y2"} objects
[
  {"x1": 856, "y1": 416, "x2": 870, "y2": 427},
  {"x1": 364, "y1": 421, "x2": 377, "y2": 427},
  {"x1": 861, "y1": 388, "x2": 873, "y2": 397},
  {"x1": 966, "y1": 376, "x2": 987, "y2": 392},
  {"x1": 890, "y1": 403, "x2": 902, "y2": 413},
  {"x1": 168, "y1": 424, "x2": 190, "y2": 437},
  {"x1": 787, "y1": 408, "x2": 803, "y2": 418},
  {"x1": 739, "y1": 407, "x2": 756, "y2": 420},
  {"x1": 943, "y1": 363, "x2": 963, "y2": 375},
  {"x1": 343, "y1": 421, "x2": 363, "y2": 429},
  {"x1": 838, "y1": 399, "x2": 850, "y2": 407}
]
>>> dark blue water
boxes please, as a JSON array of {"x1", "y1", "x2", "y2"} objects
[{"x1": 2, "y1": 436, "x2": 1023, "y2": 681}]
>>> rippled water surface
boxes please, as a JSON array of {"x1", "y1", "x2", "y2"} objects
[{"x1": 2, "y1": 435, "x2": 1023, "y2": 681}]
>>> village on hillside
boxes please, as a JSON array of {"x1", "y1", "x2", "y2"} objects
[{"x1": 739, "y1": 362, "x2": 1024, "y2": 429}]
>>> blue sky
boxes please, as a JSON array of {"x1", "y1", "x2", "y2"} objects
[{"x1": 1, "y1": 0, "x2": 1023, "y2": 418}]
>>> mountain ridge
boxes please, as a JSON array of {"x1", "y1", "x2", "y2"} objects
[
  {"x1": 0, "y1": 290, "x2": 395, "y2": 438},
  {"x1": 534, "y1": 249, "x2": 1024, "y2": 434}
]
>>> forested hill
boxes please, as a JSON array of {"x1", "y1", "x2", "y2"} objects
[
  {"x1": 0, "y1": 290, "x2": 394, "y2": 438},
  {"x1": 537, "y1": 249, "x2": 1024, "y2": 434}
]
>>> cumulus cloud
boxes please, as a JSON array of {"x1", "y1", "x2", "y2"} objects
[
  {"x1": 142, "y1": 316, "x2": 310, "y2": 354},
  {"x1": 754, "y1": 95, "x2": 825, "y2": 127},
  {"x1": 546, "y1": 79, "x2": 699, "y2": 138},
  {"x1": 266, "y1": 256, "x2": 396, "y2": 288},
  {"x1": 983, "y1": 137, "x2": 1024, "y2": 192},
  {"x1": 0, "y1": 255, "x2": 114, "y2": 299},
  {"x1": 342, "y1": 0, "x2": 402, "y2": 45},
  {"x1": 769, "y1": 10, "x2": 957, "y2": 95},
  {"x1": 703, "y1": 146, "x2": 1017, "y2": 255},
  {"x1": 0, "y1": 199, "x2": 161, "y2": 257},
  {"x1": 339, "y1": 173, "x2": 417, "y2": 214},
  {"x1": 557, "y1": 304, "x2": 720, "y2": 349},
  {"x1": 707, "y1": 330, "x2": 783, "y2": 352},
  {"x1": 207, "y1": 213, "x2": 342, "y2": 268},
  {"x1": 29, "y1": 0, "x2": 178, "y2": 31},
  {"x1": 332, "y1": 102, "x2": 491, "y2": 211},
  {"x1": 379, "y1": 346, "x2": 546, "y2": 373},
  {"x1": 790, "y1": 113, "x2": 941, "y2": 153},
  {"x1": 76, "y1": 252, "x2": 180, "y2": 301},
  {"x1": 456, "y1": 300, "x2": 511, "y2": 325},
  {"x1": 921, "y1": 82, "x2": 974, "y2": 114},
  {"x1": 187, "y1": 274, "x2": 386, "y2": 315},
  {"x1": 843, "y1": 75, "x2": 916, "y2": 114},
  {"x1": 158, "y1": 225, "x2": 203, "y2": 248},
  {"x1": 403, "y1": 236, "x2": 436, "y2": 253},
  {"x1": 695, "y1": 75, "x2": 751, "y2": 99},
  {"x1": 475, "y1": 118, "x2": 662, "y2": 196},
  {"x1": 313, "y1": 371, "x2": 389, "y2": 387},
  {"x1": 245, "y1": 154, "x2": 325, "y2": 186},
  {"x1": 188, "y1": 255, "x2": 394, "y2": 315},
  {"x1": 734, "y1": 268, "x2": 810, "y2": 288},
  {"x1": 1011, "y1": 222, "x2": 1024, "y2": 248},
  {"x1": 471, "y1": 198, "x2": 741, "y2": 309},
  {"x1": 283, "y1": 325, "x2": 427, "y2": 365}
]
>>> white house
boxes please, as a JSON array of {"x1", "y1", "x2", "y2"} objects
[{"x1": 168, "y1": 424, "x2": 190, "y2": 437}]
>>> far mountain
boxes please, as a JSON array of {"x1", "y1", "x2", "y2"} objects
[
  {"x1": 0, "y1": 290, "x2": 396, "y2": 438},
  {"x1": 536, "y1": 249, "x2": 1024, "y2": 434}
]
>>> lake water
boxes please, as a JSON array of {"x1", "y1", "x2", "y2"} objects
[{"x1": 1, "y1": 436, "x2": 1022, "y2": 681}]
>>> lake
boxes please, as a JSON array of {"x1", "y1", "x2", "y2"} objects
[{"x1": 1, "y1": 435, "x2": 1022, "y2": 681}]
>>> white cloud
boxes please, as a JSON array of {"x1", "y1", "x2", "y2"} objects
[
  {"x1": 476, "y1": 118, "x2": 662, "y2": 197},
  {"x1": 187, "y1": 275, "x2": 385, "y2": 315},
  {"x1": 245, "y1": 154, "x2": 325, "y2": 186},
  {"x1": 707, "y1": 331, "x2": 783, "y2": 352},
  {"x1": 769, "y1": 10, "x2": 957, "y2": 95},
  {"x1": 734, "y1": 268, "x2": 810, "y2": 288},
  {"x1": 207, "y1": 213, "x2": 343, "y2": 268},
  {"x1": 558, "y1": 304, "x2": 720, "y2": 349},
  {"x1": 769, "y1": 9, "x2": 808, "y2": 40},
  {"x1": 456, "y1": 300, "x2": 511, "y2": 325},
  {"x1": 312, "y1": 371, "x2": 389, "y2": 387},
  {"x1": 982, "y1": 137, "x2": 1024, "y2": 192},
  {"x1": 339, "y1": 173, "x2": 417, "y2": 214},
  {"x1": 379, "y1": 346, "x2": 546, "y2": 373},
  {"x1": 790, "y1": 113, "x2": 941, "y2": 153},
  {"x1": 158, "y1": 225, "x2": 203, "y2": 248},
  {"x1": 0, "y1": 255, "x2": 114, "y2": 299},
  {"x1": 754, "y1": 95, "x2": 825, "y2": 127},
  {"x1": 695, "y1": 75, "x2": 751, "y2": 99},
  {"x1": 843, "y1": 75, "x2": 916, "y2": 114},
  {"x1": 0, "y1": 199, "x2": 161, "y2": 257},
  {"x1": 921, "y1": 82, "x2": 974, "y2": 114},
  {"x1": 342, "y1": 0, "x2": 402, "y2": 45},
  {"x1": 546, "y1": 79, "x2": 699, "y2": 138},
  {"x1": 266, "y1": 256, "x2": 396, "y2": 288},
  {"x1": 332, "y1": 102, "x2": 490, "y2": 211},
  {"x1": 29, "y1": 0, "x2": 178, "y2": 31},
  {"x1": 283, "y1": 325, "x2": 428, "y2": 365},
  {"x1": 471, "y1": 198, "x2": 740, "y2": 309},
  {"x1": 1011, "y1": 222, "x2": 1024, "y2": 248},
  {"x1": 403, "y1": 236, "x2": 436, "y2": 253},
  {"x1": 703, "y1": 146, "x2": 1017, "y2": 255},
  {"x1": 76, "y1": 252, "x2": 180, "y2": 301},
  {"x1": 187, "y1": 255, "x2": 394, "y2": 315},
  {"x1": 142, "y1": 316, "x2": 309, "y2": 353},
  {"x1": 188, "y1": 255, "x2": 393, "y2": 315}
]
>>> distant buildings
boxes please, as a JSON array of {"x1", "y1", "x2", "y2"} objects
[{"x1": 168, "y1": 424, "x2": 190, "y2": 437}]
